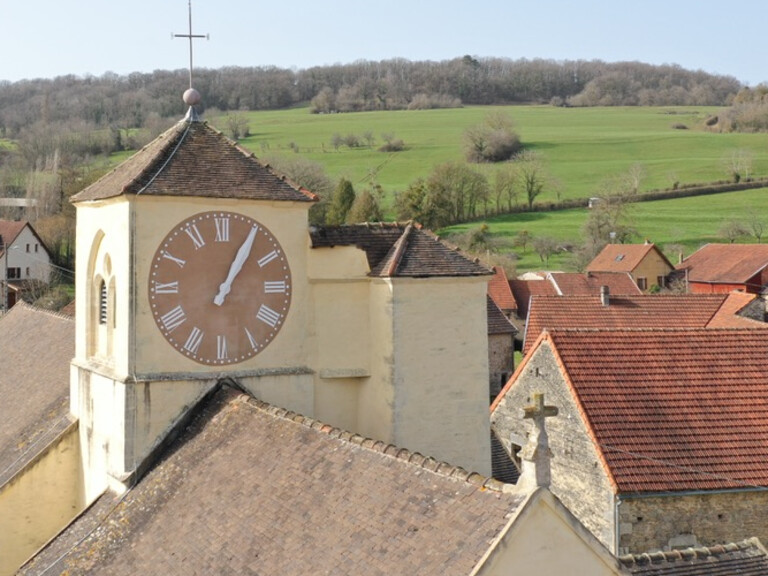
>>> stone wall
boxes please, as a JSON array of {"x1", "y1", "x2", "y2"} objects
[
  {"x1": 618, "y1": 490, "x2": 768, "y2": 554},
  {"x1": 488, "y1": 333, "x2": 514, "y2": 399},
  {"x1": 491, "y1": 340, "x2": 617, "y2": 551}
]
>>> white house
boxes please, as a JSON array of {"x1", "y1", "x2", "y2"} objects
[{"x1": 0, "y1": 220, "x2": 52, "y2": 310}]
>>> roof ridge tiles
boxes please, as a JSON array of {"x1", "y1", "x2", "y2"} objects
[
  {"x1": 618, "y1": 537, "x2": 763, "y2": 567},
  {"x1": 2, "y1": 300, "x2": 74, "y2": 323},
  {"x1": 243, "y1": 393, "x2": 506, "y2": 491}
]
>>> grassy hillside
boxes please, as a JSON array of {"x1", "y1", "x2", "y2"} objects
[{"x1": 219, "y1": 105, "x2": 768, "y2": 210}]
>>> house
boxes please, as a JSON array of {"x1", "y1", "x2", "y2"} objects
[
  {"x1": 487, "y1": 295, "x2": 517, "y2": 399},
  {"x1": 0, "y1": 220, "x2": 53, "y2": 310},
  {"x1": 586, "y1": 242, "x2": 674, "y2": 291},
  {"x1": 0, "y1": 303, "x2": 77, "y2": 572},
  {"x1": 487, "y1": 266, "x2": 518, "y2": 317},
  {"x1": 675, "y1": 243, "x2": 768, "y2": 294},
  {"x1": 492, "y1": 327, "x2": 768, "y2": 555},
  {"x1": 522, "y1": 292, "x2": 767, "y2": 354},
  {"x1": 546, "y1": 271, "x2": 641, "y2": 296},
  {"x1": 17, "y1": 385, "x2": 623, "y2": 576},
  {"x1": 508, "y1": 276, "x2": 558, "y2": 321}
]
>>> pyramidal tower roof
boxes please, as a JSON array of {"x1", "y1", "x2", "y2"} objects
[{"x1": 71, "y1": 121, "x2": 317, "y2": 204}]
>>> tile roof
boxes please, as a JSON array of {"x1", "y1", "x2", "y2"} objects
[
  {"x1": 676, "y1": 243, "x2": 768, "y2": 286},
  {"x1": 706, "y1": 292, "x2": 766, "y2": 328},
  {"x1": 310, "y1": 222, "x2": 492, "y2": 278},
  {"x1": 0, "y1": 220, "x2": 26, "y2": 255},
  {"x1": 70, "y1": 121, "x2": 317, "y2": 203},
  {"x1": 508, "y1": 278, "x2": 558, "y2": 319},
  {"x1": 523, "y1": 294, "x2": 767, "y2": 354},
  {"x1": 0, "y1": 302, "x2": 73, "y2": 486},
  {"x1": 529, "y1": 328, "x2": 768, "y2": 493},
  {"x1": 21, "y1": 386, "x2": 525, "y2": 575},
  {"x1": 547, "y1": 271, "x2": 642, "y2": 296},
  {"x1": 619, "y1": 538, "x2": 768, "y2": 575},
  {"x1": 487, "y1": 295, "x2": 517, "y2": 335},
  {"x1": 587, "y1": 243, "x2": 672, "y2": 274},
  {"x1": 488, "y1": 266, "x2": 518, "y2": 312}
]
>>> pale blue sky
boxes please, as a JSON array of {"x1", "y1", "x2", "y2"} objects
[{"x1": 2, "y1": 1, "x2": 765, "y2": 86}]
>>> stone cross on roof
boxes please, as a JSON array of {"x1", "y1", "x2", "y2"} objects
[{"x1": 518, "y1": 392, "x2": 558, "y2": 490}]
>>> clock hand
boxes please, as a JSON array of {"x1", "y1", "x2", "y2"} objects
[{"x1": 214, "y1": 225, "x2": 258, "y2": 306}]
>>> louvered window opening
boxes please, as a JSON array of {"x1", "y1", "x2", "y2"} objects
[{"x1": 99, "y1": 281, "x2": 107, "y2": 325}]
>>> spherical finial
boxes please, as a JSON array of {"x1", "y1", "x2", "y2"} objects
[{"x1": 183, "y1": 87, "x2": 202, "y2": 106}]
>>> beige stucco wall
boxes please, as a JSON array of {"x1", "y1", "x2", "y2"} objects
[
  {"x1": 0, "y1": 424, "x2": 83, "y2": 576},
  {"x1": 632, "y1": 250, "x2": 672, "y2": 290},
  {"x1": 618, "y1": 490, "x2": 768, "y2": 554},
  {"x1": 5, "y1": 225, "x2": 51, "y2": 284},
  {"x1": 392, "y1": 277, "x2": 491, "y2": 476},
  {"x1": 474, "y1": 490, "x2": 621, "y2": 576},
  {"x1": 491, "y1": 341, "x2": 618, "y2": 551}
]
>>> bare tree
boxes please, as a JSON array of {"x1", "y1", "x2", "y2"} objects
[
  {"x1": 718, "y1": 219, "x2": 749, "y2": 243},
  {"x1": 747, "y1": 210, "x2": 766, "y2": 243},
  {"x1": 514, "y1": 151, "x2": 546, "y2": 210},
  {"x1": 493, "y1": 164, "x2": 518, "y2": 212},
  {"x1": 532, "y1": 236, "x2": 560, "y2": 265},
  {"x1": 722, "y1": 149, "x2": 754, "y2": 183},
  {"x1": 225, "y1": 113, "x2": 250, "y2": 140}
]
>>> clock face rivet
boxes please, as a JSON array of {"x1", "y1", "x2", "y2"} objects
[{"x1": 148, "y1": 211, "x2": 291, "y2": 365}]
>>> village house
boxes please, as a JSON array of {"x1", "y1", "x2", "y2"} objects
[
  {"x1": 586, "y1": 242, "x2": 674, "y2": 292},
  {"x1": 487, "y1": 295, "x2": 517, "y2": 398},
  {"x1": 522, "y1": 291, "x2": 766, "y2": 354},
  {"x1": 492, "y1": 327, "x2": 768, "y2": 555},
  {"x1": 675, "y1": 243, "x2": 768, "y2": 294},
  {"x1": 0, "y1": 220, "x2": 52, "y2": 310}
]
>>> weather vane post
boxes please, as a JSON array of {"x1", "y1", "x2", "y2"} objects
[{"x1": 174, "y1": 0, "x2": 209, "y2": 90}]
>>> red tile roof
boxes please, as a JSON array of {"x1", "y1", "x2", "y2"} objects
[
  {"x1": 508, "y1": 278, "x2": 558, "y2": 319},
  {"x1": 21, "y1": 386, "x2": 525, "y2": 575},
  {"x1": 531, "y1": 328, "x2": 768, "y2": 493},
  {"x1": 587, "y1": 243, "x2": 673, "y2": 274},
  {"x1": 523, "y1": 294, "x2": 768, "y2": 354},
  {"x1": 706, "y1": 292, "x2": 766, "y2": 328},
  {"x1": 488, "y1": 267, "x2": 518, "y2": 312},
  {"x1": 547, "y1": 272, "x2": 641, "y2": 296},
  {"x1": 0, "y1": 220, "x2": 27, "y2": 256},
  {"x1": 71, "y1": 121, "x2": 317, "y2": 203},
  {"x1": 677, "y1": 243, "x2": 768, "y2": 286}
]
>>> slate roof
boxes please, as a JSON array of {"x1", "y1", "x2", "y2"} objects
[
  {"x1": 487, "y1": 295, "x2": 517, "y2": 335},
  {"x1": 20, "y1": 385, "x2": 525, "y2": 576},
  {"x1": 310, "y1": 222, "x2": 492, "y2": 278},
  {"x1": 0, "y1": 302, "x2": 73, "y2": 486},
  {"x1": 70, "y1": 120, "x2": 317, "y2": 203},
  {"x1": 512, "y1": 328, "x2": 768, "y2": 493},
  {"x1": 523, "y1": 293, "x2": 767, "y2": 354},
  {"x1": 488, "y1": 266, "x2": 518, "y2": 312},
  {"x1": 619, "y1": 538, "x2": 768, "y2": 575},
  {"x1": 676, "y1": 243, "x2": 768, "y2": 286},
  {"x1": 587, "y1": 243, "x2": 673, "y2": 274},
  {"x1": 547, "y1": 271, "x2": 642, "y2": 296}
]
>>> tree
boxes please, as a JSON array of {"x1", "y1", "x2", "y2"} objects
[
  {"x1": 512, "y1": 230, "x2": 532, "y2": 254},
  {"x1": 348, "y1": 186, "x2": 383, "y2": 223},
  {"x1": 225, "y1": 112, "x2": 250, "y2": 140},
  {"x1": 722, "y1": 149, "x2": 754, "y2": 183},
  {"x1": 532, "y1": 236, "x2": 560, "y2": 265},
  {"x1": 493, "y1": 164, "x2": 518, "y2": 212},
  {"x1": 514, "y1": 151, "x2": 546, "y2": 210},
  {"x1": 718, "y1": 219, "x2": 749, "y2": 243},
  {"x1": 747, "y1": 210, "x2": 765, "y2": 243},
  {"x1": 463, "y1": 112, "x2": 521, "y2": 163},
  {"x1": 580, "y1": 192, "x2": 637, "y2": 264},
  {"x1": 426, "y1": 162, "x2": 489, "y2": 226},
  {"x1": 326, "y1": 178, "x2": 356, "y2": 225},
  {"x1": 264, "y1": 156, "x2": 334, "y2": 225}
]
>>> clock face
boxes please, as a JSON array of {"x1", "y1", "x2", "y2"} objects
[{"x1": 148, "y1": 211, "x2": 291, "y2": 365}]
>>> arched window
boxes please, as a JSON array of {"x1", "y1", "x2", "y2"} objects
[{"x1": 99, "y1": 280, "x2": 107, "y2": 325}]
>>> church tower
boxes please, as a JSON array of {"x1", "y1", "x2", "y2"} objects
[{"x1": 70, "y1": 91, "x2": 317, "y2": 499}]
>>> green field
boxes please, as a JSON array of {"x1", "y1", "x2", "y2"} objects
[{"x1": 216, "y1": 105, "x2": 768, "y2": 209}]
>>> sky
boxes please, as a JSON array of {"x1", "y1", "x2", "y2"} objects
[{"x1": 2, "y1": 0, "x2": 766, "y2": 86}]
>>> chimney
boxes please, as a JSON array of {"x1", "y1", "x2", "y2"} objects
[{"x1": 600, "y1": 285, "x2": 610, "y2": 306}]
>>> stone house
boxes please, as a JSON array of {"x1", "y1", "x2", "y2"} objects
[
  {"x1": 587, "y1": 242, "x2": 674, "y2": 292},
  {"x1": 675, "y1": 243, "x2": 768, "y2": 294},
  {"x1": 487, "y1": 295, "x2": 516, "y2": 399},
  {"x1": 492, "y1": 328, "x2": 768, "y2": 555}
]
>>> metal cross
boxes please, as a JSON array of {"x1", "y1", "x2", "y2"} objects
[{"x1": 174, "y1": 0, "x2": 209, "y2": 89}]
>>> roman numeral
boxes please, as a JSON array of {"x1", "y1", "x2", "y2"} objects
[
  {"x1": 214, "y1": 217, "x2": 230, "y2": 242},
  {"x1": 184, "y1": 224, "x2": 205, "y2": 249},
  {"x1": 257, "y1": 250, "x2": 279, "y2": 268},
  {"x1": 264, "y1": 280, "x2": 287, "y2": 294},
  {"x1": 217, "y1": 335, "x2": 229, "y2": 360},
  {"x1": 160, "y1": 305, "x2": 186, "y2": 332},
  {"x1": 256, "y1": 304, "x2": 281, "y2": 328},
  {"x1": 245, "y1": 327, "x2": 259, "y2": 350},
  {"x1": 153, "y1": 281, "x2": 179, "y2": 294},
  {"x1": 161, "y1": 250, "x2": 186, "y2": 268},
  {"x1": 183, "y1": 326, "x2": 204, "y2": 354}
]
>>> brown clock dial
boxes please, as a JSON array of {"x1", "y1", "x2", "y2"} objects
[{"x1": 148, "y1": 211, "x2": 291, "y2": 365}]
